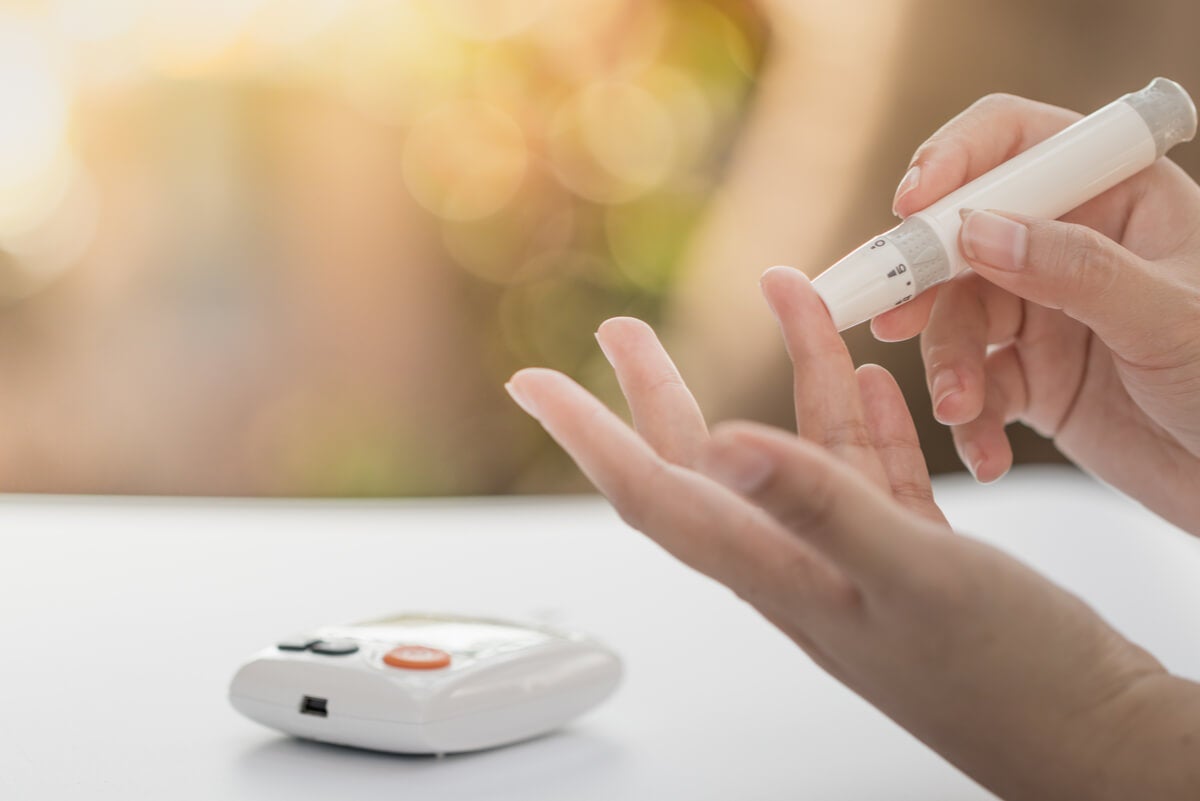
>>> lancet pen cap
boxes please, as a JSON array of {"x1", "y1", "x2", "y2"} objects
[{"x1": 1124, "y1": 77, "x2": 1197, "y2": 157}]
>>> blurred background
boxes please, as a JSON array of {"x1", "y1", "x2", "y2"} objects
[{"x1": 1, "y1": 0, "x2": 1198, "y2": 496}]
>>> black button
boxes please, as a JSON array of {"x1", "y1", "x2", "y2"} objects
[
  {"x1": 277, "y1": 637, "x2": 321, "y2": 652},
  {"x1": 310, "y1": 640, "x2": 359, "y2": 656}
]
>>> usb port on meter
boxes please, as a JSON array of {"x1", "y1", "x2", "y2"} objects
[{"x1": 299, "y1": 696, "x2": 328, "y2": 717}]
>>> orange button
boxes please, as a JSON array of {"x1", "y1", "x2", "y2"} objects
[{"x1": 384, "y1": 645, "x2": 452, "y2": 670}]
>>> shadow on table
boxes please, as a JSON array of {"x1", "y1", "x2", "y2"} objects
[{"x1": 232, "y1": 727, "x2": 630, "y2": 798}]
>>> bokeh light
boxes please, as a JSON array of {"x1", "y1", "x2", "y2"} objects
[
  {"x1": 0, "y1": 0, "x2": 769, "y2": 496},
  {"x1": 421, "y1": 0, "x2": 550, "y2": 43},
  {"x1": 135, "y1": 0, "x2": 264, "y2": 77},
  {"x1": 0, "y1": 17, "x2": 71, "y2": 211},
  {"x1": 0, "y1": 10, "x2": 95, "y2": 300},
  {"x1": 249, "y1": 0, "x2": 349, "y2": 52},
  {"x1": 403, "y1": 102, "x2": 529, "y2": 221},
  {"x1": 605, "y1": 189, "x2": 706, "y2": 293},
  {"x1": 440, "y1": 178, "x2": 576, "y2": 285},
  {"x1": 549, "y1": 81, "x2": 677, "y2": 204},
  {"x1": 340, "y1": 1, "x2": 469, "y2": 126},
  {"x1": 529, "y1": 0, "x2": 669, "y2": 84},
  {"x1": 0, "y1": 164, "x2": 98, "y2": 302},
  {"x1": 52, "y1": 0, "x2": 143, "y2": 43}
]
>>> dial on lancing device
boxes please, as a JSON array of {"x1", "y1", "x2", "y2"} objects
[{"x1": 228, "y1": 613, "x2": 622, "y2": 755}]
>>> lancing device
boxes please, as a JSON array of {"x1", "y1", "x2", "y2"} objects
[{"x1": 811, "y1": 77, "x2": 1197, "y2": 331}]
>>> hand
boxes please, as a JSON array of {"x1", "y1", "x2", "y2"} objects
[
  {"x1": 505, "y1": 268, "x2": 1199, "y2": 799},
  {"x1": 877, "y1": 93, "x2": 1200, "y2": 533}
]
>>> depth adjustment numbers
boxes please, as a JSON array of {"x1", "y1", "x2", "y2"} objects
[{"x1": 887, "y1": 260, "x2": 913, "y2": 305}]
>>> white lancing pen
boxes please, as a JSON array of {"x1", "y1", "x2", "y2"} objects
[{"x1": 807, "y1": 77, "x2": 1197, "y2": 332}]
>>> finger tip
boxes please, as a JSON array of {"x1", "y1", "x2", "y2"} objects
[
  {"x1": 892, "y1": 185, "x2": 935, "y2": 219},
  {"x1": 974, "y1": 457, "x2": 1011, "y2": 485},
  {"x1": 708, "y1": 420, "x2": 781, "y2": 451},
  {"x1": 504, "y1": 376, "x2": 542, "y2": 419},
  {"x1": 761, "y1": 266, "x2": 827, "y2": 317},
  {"x1": 854, "y1": 362, "x2": 892, "y2": 385},
  {"x1": 507, "y1": 366, "x2": 563, "y2": 392},
  {"x1": 934, "y1": 381, "x2": 986, "y2": 426},
  {"x1": 855, "y1": 363, "x2": 903, "y2": 402},
  {"x1": 596, "y1": 317, "x2": 646, "y2": 347},
  {"x1": 708, "y1": 419, "x2": 755, "y2": 441},
  {"x1": 595, "y1": 317, "x2": 659, "y2": 363},
  {"x1": 891, "y1": 196, "x2": 915, "y2": 219},
  {"x1": 980, "y1": 468, "x2": 1010, "y2": 485},
  {"x1": 869, "y1": 315, "x2": 903, "y2": 342},
  {"x1": 870, "y1": 296, "x2": 932, "y2": 342},
  {"x1": 597, "y1": 315, "x2": 647, "y2": 334},
  {"x1": 933, "y1": 395, "x2": 965, "y2": 426},
  {"x1": 959, "y1": 438, "x2": 1012, "y2": 484},
  {"x1": 760, "y1": 264, "x2": 807, "y2": 290}
]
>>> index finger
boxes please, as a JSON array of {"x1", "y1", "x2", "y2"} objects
[
  {"x1": 893, "y1": 94, "x2": 1080, "y2": 219},
  {"x1": 760, "y1": 266, "x2": 891, "y2": 492}
]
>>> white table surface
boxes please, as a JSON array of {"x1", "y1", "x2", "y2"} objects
[{"x1": 3, "y1": 466, "x2": 1200, "y2": 800}]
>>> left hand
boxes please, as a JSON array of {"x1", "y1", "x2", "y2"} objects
[{"x1": 505, "y1": 267, "x2": 1187, "y2": 800}]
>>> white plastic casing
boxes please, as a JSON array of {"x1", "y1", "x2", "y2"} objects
[
  {"x1": 914, "y1": 96, "x2": 1157, "y2": 279},
  {"x1": 812, "y1": 77, "x2": 1197, "y2": 331},
  {"x1": 228, "y1": 613, "x2": 622, "y2": 755}
]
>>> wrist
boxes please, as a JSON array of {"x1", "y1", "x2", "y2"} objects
[
  {"x1": 1054, "y1": 434, "x2": 1200, "y2": 537},
  {"x1": 1087, "y1": 674, "x2": 1200, "y2": 800}
]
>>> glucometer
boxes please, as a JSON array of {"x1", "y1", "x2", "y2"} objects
[
  {"x1": 810, "y1": 77, "x2": 1198, "y2": 331},
  {"x1": 229, "y1": 613, "x2": 622, "y2": 755}
]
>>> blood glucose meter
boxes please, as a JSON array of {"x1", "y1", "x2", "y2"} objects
[{"x1": 229, "y1": 612, "x2": 622, "y2": 755}]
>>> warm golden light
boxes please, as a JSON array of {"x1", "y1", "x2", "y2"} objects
[
  {"x1": 0, "y1": 18, "x2": 69, "y2": 195},
  {"x1": 0, "y1": 164, "x2": 97, "y2": 301},
  {"x1": 248, "y1": 0, "x2": 349, "y2": 51},
  {"x1": 0, "y1": 0, "x2": 772, "y2": 495},
  {"x1": 134, "y1": 0, "x2": 263, "y2": 77},
  {"x1": 529, "y1": 0, "x2": 668, "y2": 84},
  {"x1": 52, "y1": 0, "x2": 143, "y2": 43},
  {"x1": 440, "y1": 182, "x2": 576, "y2": 285},
  {"x1": 339, "y1": 2, "x2": 468, "y2": 126},
  {"x1": 549, "y1": 81, "x2": 676, "y2": 204},
  {"x1": 403, "y1": 101, "x2": 529, "y2": 221},
  {"x1": 421, "y1": 0, "x2": 550, "y2": 42}
]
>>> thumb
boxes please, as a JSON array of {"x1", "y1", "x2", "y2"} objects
[{"x1": 958, "y1": 209, "x2": 1176, "y2": 358}]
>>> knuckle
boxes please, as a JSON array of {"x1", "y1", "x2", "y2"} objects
[
  {"x1": 778, "y1": 548, "x2": 863, "y2": 611},
  {"x1": 611, "y1": 488, "x2": 647, "y2": 531},
  {"x1": 928, "y1": 95, "x2": 1018, "y2": 155},
  {"x1": 772, "y1": 462, "x2": 840, "y2": 536},
  {"x1": 608, "y1": 461, "x2": 666, "y2": 531},
  {"x1": 971, "y1": 92, "x2": 1023, "y2": 116},
  {"x1": 821, "y1": 417, "x2": 874, "y2": 452},
  {"x1": 642, "y1": 370, "x2": 686, "y2": 396},
  {"x1": 890, "y1": 478, "x2": 937, "y2": 508},
  {"x1": 907, "y1": 548, "x2": 972, "y2": 610},
  {"x1": 1056, "y1": 226, "x2": 1119, "y2": 301},
  {"x1": 921, "y1": 340, "x2": 965, "y2": 374}
]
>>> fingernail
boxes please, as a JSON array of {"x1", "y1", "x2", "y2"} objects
[
  {"x1": 931, "y1": 369, "x2": 962, "y2": 422},
  {"x1": 702, "y1": 442, "x2": 776, "y2": 494},
  {"x1": 759, "y1": 266, "x2": 787, "y2": 321},
  {"x1": 594, "y1": 331, "x2": 615, "y2": 366},
  {"x1": 892, "y1": 165, "x2": 920, "y2": 215},
  {"x1": 960, "y1": 209, "x2": 1027, "y2": 271},
  {"x1": 960, "y1": 441, "x2": 985, "y2": 482},
  {"x1": 505, "y1": 381, "x2": 540, "y2": 419}
]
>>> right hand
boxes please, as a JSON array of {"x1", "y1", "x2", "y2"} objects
[{"x1": 872, "y1": 92, "x2": 1200, "y2": 534}]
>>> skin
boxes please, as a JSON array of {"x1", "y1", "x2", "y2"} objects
[
  {"x1": 877, "y1": 94, "x2": 1200, "y2": 533},
  {"x1": 505, "y1": 96, "x2": 1200, "y2": 798}
]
